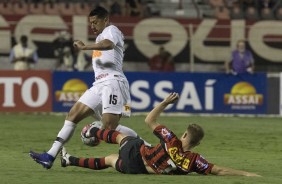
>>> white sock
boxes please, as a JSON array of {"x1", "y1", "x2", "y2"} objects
[
  {"x1": 47, "y1": 120, "x2": 76, "y2": 157},
  {"x1": 115, "y1": 124, "x2": 151, "y2": 146},
  {"x1": 115, "y1": 124, "x2": 138, "y2": 137}
]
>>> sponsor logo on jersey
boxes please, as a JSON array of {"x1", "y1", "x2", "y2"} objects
[
  {"x1": 124, "y1": 104, "x2": 131, "y2": 111},
  {"x1": 92, "y1": 50, "x2": 102, "y2": 58},
  {"x1": 195, "y1": 155, "x2": 209, "y2": 171},
  {"x1": 168, "y1": 147, "x2": 190, "y2": 170},
  {"x1": 161, "y1": 128, "x2": 172, "y2": 139},
  {"x1": 95, "y1": 73, "x2": 109, "y2": 80}
]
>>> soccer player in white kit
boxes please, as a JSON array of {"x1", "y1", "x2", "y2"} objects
[{"x1": 29, "y1": 6, "x2": 140, "y2": 169}]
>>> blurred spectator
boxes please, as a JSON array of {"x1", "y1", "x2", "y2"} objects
[
  {"x1": 257, "y1": 0, "x2": 276, "y2": 11},
  {"x1": 43, "y1": 0, "x2": 59, "y2": 3},
  {"x1": 94, "y1": 0, "x2": 111, "y2": 11},
  {"x1": 59, "y1": 2, "x2": 75, "y2": 16},
  {"x1": 259, "y1": 0, "x2": 282, "y2": 20},
  {"x1": 209, "y1": 0, "x2": 225, "y2": 7},
  {"x1": 148, "y1": 46, "x2": 174, "y2": 72},
  {"x1": 74, "y1": 51, "x2": 92, "y2": 71},
  {"x1": 143, "y1": 0, "x2": 160, "y2": 17},
  {"x1": 162, "y1": 57, "x2": 175, "y2": 72},
  {"x1": 13, "y1": 1, "x2": 28, "y2": 15},
  {"x1": 240, "y1": 0, "x2": 257, "y2": 12},
  {"x1": 245, "y1": 6, "x2": 259, "y2": 20},
  {"x1": 110, "y1": 0, "x2": 123, "y2": 16},
  {"x1": 29, "y1": 2, "x2": 44, "y2": 14},
  {"x1": 53, "y1": 31, "x2": 75, "y2": 71},
  {"x1": 260, "y1": 7, "x2": 274, "y2": 20},
  {"x1": 9, "y1": 35, "x2": 38, "y2": 70},
  {"x1": 276, "y1": 6, "x2": 282, "y2": 20},
  {"x1": 0, "y1": 1, "x2": 14, "y2": 15},
  {"x1": 74, "y1": 1, "x2": 92, "y2": 15},
  {"x1": 29, "y1": 0, "x2": 43, "y2": 3},
  {"x1": 125, "y1": 0, "x2": 143, "y2": 17},
  {"x1": 230, "y1": 4, "x2": 244, "y2": 19},
  {"x1": 225, "y1": 39, "x2": 254, "y2": 75},
  {"x1": 214, "y1": 5, "x2": 230, "y2": 19},
  {"x1": 208, "y1": 0, "x2": 230, "y2": 19},
  {"x1": 224, "y1": 0, "x2": 239, "y2": 9},
  {"x1": 44, "y1": 1, "x2": 60, "y2": 14}
]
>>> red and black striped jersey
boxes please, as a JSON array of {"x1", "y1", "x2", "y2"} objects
[{"x1": 140, "y1": 125, "x2": 214, "y2": 175}]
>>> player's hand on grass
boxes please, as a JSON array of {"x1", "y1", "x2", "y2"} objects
[
  {"x1": 245, "y1": 172, "x2": 262, "y2": 177},
  {"x1": 163, "y1": 92, "x2": 179, "y2": 105}
]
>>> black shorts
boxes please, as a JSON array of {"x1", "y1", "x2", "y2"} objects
[{"x1": 115, "y1": 137, "x2": 148, "y2": 174}]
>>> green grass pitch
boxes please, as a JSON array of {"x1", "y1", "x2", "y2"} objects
[{"x1": 0, "y1": 113, "x2": 282, "y2": 184}]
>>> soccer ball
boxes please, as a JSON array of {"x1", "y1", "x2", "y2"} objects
[{"x1": 80, "y1": 121, "x2": 103, "y2": 147}]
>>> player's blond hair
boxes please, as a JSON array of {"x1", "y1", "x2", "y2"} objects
[{"x1": 187, "y1": 124, "x2": 204, "y2": 146}]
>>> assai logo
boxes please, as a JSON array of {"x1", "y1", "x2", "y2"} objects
[
  {"x1": 55, "y1": 79, "x2": 88, "y2": 106},
  {"x1": 224, "y1": 82, "x2": 263, "y2": 110}
]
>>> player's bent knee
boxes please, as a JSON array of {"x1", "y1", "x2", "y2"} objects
[
  {"x1": 66, "y1": 103, "x2": 95, "y2": 123},
  {"x1": 104, "y1": 122, "x2": 118, "y2": 129},
  {"x1": 102, "y1": 113, "x2": 120, "y2": 129},
  {"x1": 105, "y1": 154, "x2": 119, "y2": 168}
]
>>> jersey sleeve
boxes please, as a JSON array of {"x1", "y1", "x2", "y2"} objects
[
  {"x1": 153, "y1": 125, "x2": 178, "y2": 144},
  {"x1": 103, "y1": 26, "x2": 121, "y2": 46},
  {"x1": 192, "y1": 153, "x2": 214, "y2": 175}
]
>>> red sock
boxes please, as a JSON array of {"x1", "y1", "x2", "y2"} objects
[
  {"x1": 69, "y1": 156, "x2": 108, "y2": 170},
  {"x1": 91, "y1": 128, "x2": 120, "y2": 144}
]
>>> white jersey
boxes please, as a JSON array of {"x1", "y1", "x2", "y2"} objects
[
  {"x1": 92, "y1": 25, "x2": 126, "y2": 83},
  {"x1": 79, "y1": 24, "x2": 131, "y2": 117}
]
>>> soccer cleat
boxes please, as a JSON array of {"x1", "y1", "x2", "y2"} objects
[
  {"x1": 29, "y1": 151, "x2": 55, "y2": 169},
  {"x1": 84, "y1": 121, "x2": 103, "y2": 138},
  {"x1": 60, "y1": 147, "x2": 71, "y2": 167}
]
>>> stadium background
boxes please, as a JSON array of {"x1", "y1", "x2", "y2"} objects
[
  {"x1": 0, "y1": 2, "x2": 281, "y2": 115},
  {"x1": 1, "y1": 1, "x2": 282, "y2": 184}
]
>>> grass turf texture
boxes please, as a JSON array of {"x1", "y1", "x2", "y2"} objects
[{"x1": 0, "y1": 113, "x2": 282, "y2": 184}]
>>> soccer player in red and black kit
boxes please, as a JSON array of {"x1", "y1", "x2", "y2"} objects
[{"x1": 60, "y1": 92, "x2": 260, "y2": 176}]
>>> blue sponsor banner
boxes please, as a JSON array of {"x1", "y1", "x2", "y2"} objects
[
  {"x1": 52, "y1": 71, "x2": 267, "y2": 114},
  {"x1": 126, "y1": 72, "x2": 267, "y2": 114},
  {"x1": 52, "y1": 71, "x2": 94, "y2": 112}
]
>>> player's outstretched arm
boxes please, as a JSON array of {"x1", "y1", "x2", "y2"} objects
[
  {"x1": 73, "y1": 39, "x2": 114, "y2": 51},
  {"x1": 145, "y1": 92, "x2": 179, "y2": 131},
  {"x1": 211, "y1": 165, "x2": 261, "y2": 177}
]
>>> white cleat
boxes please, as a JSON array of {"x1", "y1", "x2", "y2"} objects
[
  {"x1": 60, "y1": 147, "x2": 71, "y2": 167},
  {"x1": 85, "y1": 121, "x2": 103, "y2": 137},
  {"x1": 91, "y1": 121, "x2": 103, "y2": 129}
]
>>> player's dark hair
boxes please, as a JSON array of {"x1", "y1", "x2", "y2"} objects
[
  {"x1": 187, "y1": 124, "x2": 204, "y2": 146},
  {"x1": 89, "y1": 6, "x2": 109, "y2": 19}
]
